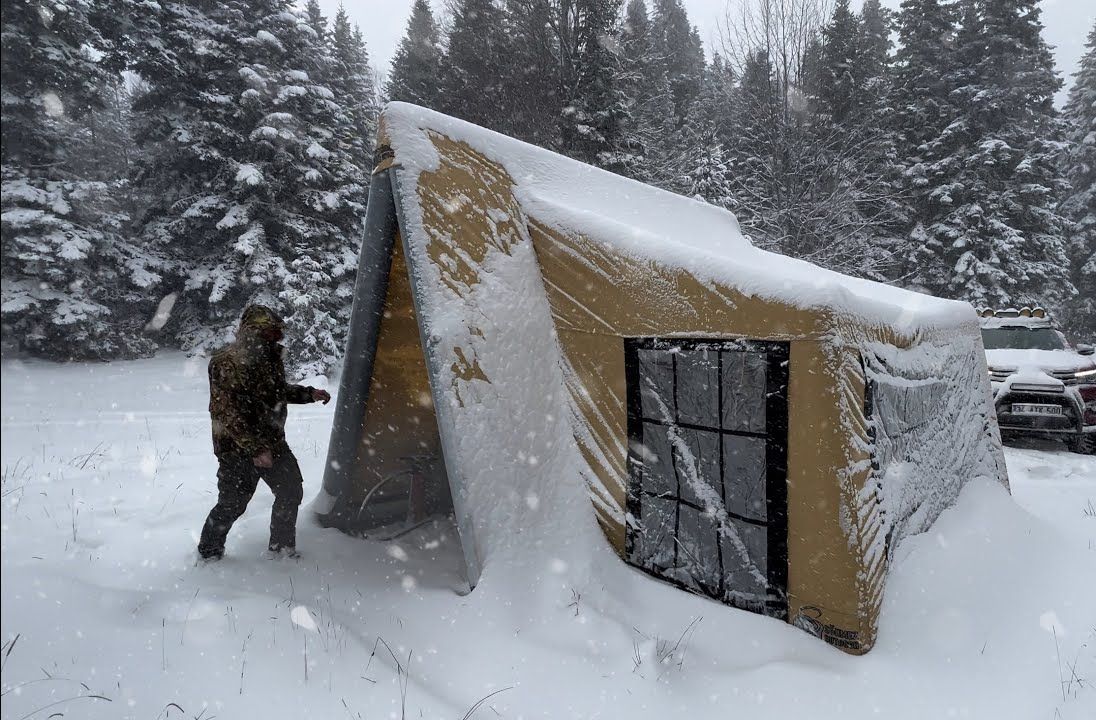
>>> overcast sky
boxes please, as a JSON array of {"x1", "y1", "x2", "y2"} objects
[{"x1": 317, "y1": 0, "x2": 1093, "y2": 106}]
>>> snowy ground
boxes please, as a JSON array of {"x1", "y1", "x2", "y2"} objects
[{"x1": 1, "y1": 354, "x2": 1094, "y2": 720}]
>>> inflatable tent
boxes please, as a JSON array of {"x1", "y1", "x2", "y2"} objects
[{"x1": 315, "y1": 103, "x2": 1008, "y2": 654}]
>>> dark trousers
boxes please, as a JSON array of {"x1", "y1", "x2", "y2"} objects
[{"x1": 198, "y1": 445, "x2": 304, "y2": 557}]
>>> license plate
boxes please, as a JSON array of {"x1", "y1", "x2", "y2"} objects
[{"x1": 1011, "y1": 403, "x2": 1062, "y2": 416}]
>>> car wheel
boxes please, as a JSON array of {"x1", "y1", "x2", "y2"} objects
[{"x1": 1068, "y1": 434, "x2": 1095, "y2": 455}]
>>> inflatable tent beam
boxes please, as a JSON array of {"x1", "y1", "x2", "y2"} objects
[
  {"x1": 315, "y1": 168, "x2": 482, "y2": 589},
  {"x1": 316, "y1": 169, "x2": 399, "y2": 527}
]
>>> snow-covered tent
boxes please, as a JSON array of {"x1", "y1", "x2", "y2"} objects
[{"x1": 314, "y1": 102, "x2": 1008, "y2": 655}]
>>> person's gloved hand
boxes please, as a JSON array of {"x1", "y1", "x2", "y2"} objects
[
  {"x1": 253, "y1": 449, "x2": 274, "y2": 468},
  {"x1": 312, "y1": 388, "x2": 331, "y2": 405}
]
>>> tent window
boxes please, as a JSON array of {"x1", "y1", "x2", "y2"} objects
[
  {"x1": 862, "y1": 354, "x2": 950, "y2": 563},
  {"x1": 625, "y1": 338, "x2": 789, "y2": 619}
]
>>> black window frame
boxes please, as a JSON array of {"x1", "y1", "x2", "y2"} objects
[{"x1": 624, "y1": 337, "x2": 790, "y2": 620}]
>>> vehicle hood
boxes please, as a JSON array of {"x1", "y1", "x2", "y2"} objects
[{"x1": 984, "y1": 348, "x2": 1094, "y2": 373}]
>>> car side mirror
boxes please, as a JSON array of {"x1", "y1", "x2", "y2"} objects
[{"x1": 1078, "y1": 344, "x2": 1095, "y2": 356}]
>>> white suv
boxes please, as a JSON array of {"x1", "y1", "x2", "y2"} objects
[{"x1": 980, "y1": 308, "x2": 1095, "y2": 454}]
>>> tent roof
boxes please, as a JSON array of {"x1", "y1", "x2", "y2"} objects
[{"x1": 381, "y1": 102, "x2": 974, "y2": 336}]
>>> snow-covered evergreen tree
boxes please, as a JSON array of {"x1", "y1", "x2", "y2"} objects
[
  {"x1": 809, "y1": 0, "x2": 902, "y2": 277},
  {"x1": 498, "y1": 0, "x2": 561, "y2": 146},
  {"x1": 611, "y1": 0, "x2": 700, "y2": 191},
  {"x1": 1, "y1": 0, "x2": 155, "y2": 359},
  {"x1": 304, "y1": 0, "x2": 328, "y2": 43},
  {"x1": 817, "y1": 0, "x2": 861, "y2": 125},
  {"x1": 612, "y1": 0, "x2": 670, "y2": 182},
  {"x1": 1060, "y1": 23, "x2": 1096, "y2": 338},
  {"x1": 66, "y1": 80, "x2": 138, "y2": 184},
  {"x1": 891, "y1": 0, "x2": 961, "y2": 288},
  {"x1": 649, "y1": 0, "x2": 705, "y2": 128},
  {"x1": 858, "y1": 0, "x2": 893, "y2": 81},
  {"x1": 683, "y1": 57, "x2": 736, "y2": 208},
  {"x1": 131, "y1": 1, "x2": 366, "y2": 374},
  {"x1": 328, "y1": 9, "x2": 378, "y2": 175},
  {"x1": 385, "y1": 0, "x2": 444, "y2": 109},
  {"x1": 725, "y1": 49, "x2": 783, "y2": 240},
  {"x1": 902, "y1": 0, "x2": 1073, "y2": 310},
  {"x1": 558, "y1": 0, "x2": 628, "y2": 167},
  {"x1": 688, "y1": 140, "x2": 735, "y2": 210},
  {"x1": 281, "y1": 6, "x2": 373, "y2": 375},
  {"x1": 441, "y1": 0, "x2": 509, "y2": 128}
]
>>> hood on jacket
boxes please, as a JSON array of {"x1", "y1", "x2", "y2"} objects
[{"x1": 238, "y1": 304, "x2": 285, "y2": 344}]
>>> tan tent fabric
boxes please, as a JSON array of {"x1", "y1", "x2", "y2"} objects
[
  {"x1": 319, "y1": 103, "x2": 1009, "y2": 656},
  {"x1": 346, "y1": 236, "x2": 445, "y2": 519}
]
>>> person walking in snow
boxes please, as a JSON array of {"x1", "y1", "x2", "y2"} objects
[{"x1": 197, "y1": 304, "x2": 331, "y2": 561}]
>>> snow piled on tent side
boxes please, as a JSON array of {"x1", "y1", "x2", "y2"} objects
[
  {"x1": 380, "y1": 100, "x2": 1011, "y2": 635},
  {"x1": 384, "y1": 128, "x2": 610, "y2": 602},
  {"x1": 382, "y1": 101, "x2": 973, "y2": 336},
  {"x1": 852, "y1": 337, "x2": 1008, "y2": 622}
]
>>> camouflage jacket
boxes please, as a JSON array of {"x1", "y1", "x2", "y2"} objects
[{"x1": 208, "y1": 341, "x2": 315, "y2": 458}]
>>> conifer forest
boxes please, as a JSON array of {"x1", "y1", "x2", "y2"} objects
[{"x1": 2, "y1": 0, "x2": 1093, "y2": 373}]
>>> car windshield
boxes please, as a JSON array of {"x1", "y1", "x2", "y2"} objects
[{"x1": 981, "y1": 327, "x2": 1066, "y2": 350}]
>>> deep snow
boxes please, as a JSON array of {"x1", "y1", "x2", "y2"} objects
[{"x1": 1, "y1": 354, "x2": 1094, "y2": 719}]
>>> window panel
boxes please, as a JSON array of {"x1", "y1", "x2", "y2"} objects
[
  {"x1": 677, "y1": 504, "x2": 722, "y2": 592},
  {"x1": 634, "y1": 423, "x2": 677, "y2": 498},
  {"x1": 676, "y1": 427, "x2": 721, "y2": 508},
  {"x1": 638, "y1": 348, "x2": 675, "y2": 421},
  {"x1": 721, "y1": 351, "x2": 767, "y2": 433},
  {"x1": 722, "y1": 434, "x2": 767, "y2": 521},
  {"x1": 721, "y1": 518, "x2": 768, "y2": 598},
  {"x1": 676, "y1": 349, "x2": 719, "y2": 427},
  {"x1": 632, "y1": 495, "x2": 677, "y2": 571}
]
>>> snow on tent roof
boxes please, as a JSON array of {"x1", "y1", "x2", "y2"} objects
[
  {"x1": 381, "y1": 101, "x2": 973, "y2": 336},
  {"x1": 318, "y1": 102, "x2": 1007, "y2": 658}
]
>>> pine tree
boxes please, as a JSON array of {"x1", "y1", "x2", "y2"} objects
[
  {"x1": 304, "y1": 0, "x2": 327, "y2": 43},
  {"x1": 891, "y1": 0, "x2": 962, "y2": 289},
  {"x1": 1, "y1": 0, "x2": 155, "y2": 359},
  {"x1": 130, "y1": 1, "x2": 252, "y2": 346},
  {"x1": 131, "y1": 1, "x2": 366, "y2": 373},
  {"x1": 66, "y1": 80, "x2": 138, "y2": 183},
  {"x1": 330, "y1": 9, "x2": 378, "y2": 172},
  {"x1": 683, "y1": 57, "x2": 735, "y2": 208},
  {"x1": 499, "y1": 0, "x2": 560, "y2": 145},
  {"x1": 904, "y1": 0, "x2": 1073, "y2": 309},
  {"x1": 281, "y1": 7, "x2": 374, "y2": 375},
  {"x1": 854, "y1": 0, "x2": 904, "y2": 258},
  {"x1": 818, "y1": 0, "x2": 861, "y2": 125},
  {"x1": 440, "y1": 0, "x2": 508, "y2": 128},
  {"x1": 385, "y1": 0, "x2": 444, "y2": 109},
  {"x1": 558, "y1": 0, "x2": 628, "y2": 167},
  {"x1": 615, "y1": 0, "x2": 680, "y2": 186},
  {"x1": 725, "y1": 49, "x2": 782, "y2": 239},
  {"x1": 892, "y1": 0, "x2": 960, "y2": 164},
  {"x1": 811, "y1": 0, "x2": 902, "y2": 277},
  {"x1": 649, "y1": 0, "x2": 705, "y2": 128},
  {"x1": 858, "y1": 0, "x2": 893, "y2": 81},
  {"x1": 613, "y1": 0, "x2": 658, "y2": 181},
  {"x1": 1060, "y1": 23, "x2": 1096, "y2": 337}
]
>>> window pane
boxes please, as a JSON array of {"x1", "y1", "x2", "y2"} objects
[
  {"x1": 638, "y1": 348, "x2": 675, "y2": 421},
  {"x1": 631, "y1": 496, "x2": 677, "y2": 571},
  {"x1": 721, "y1": 351, "x2": 767, "y2": 433},
  {"x1": 722, "y1": 435, "x2": 767, "y2": 521},
  {"x1": 676, "y1": 427, "x2": 721, "y2": 508},
  {"x1": 677, "y1": 505, "x2": 722, "y2": 592},
  {"x1": 676, "y1": 349, "x2": 719, "y2": 427},
  {"x1": 721, "y1": 518, "x2": 768, "y2": 599},
  {"x1": 633, "y1": 423, "x2": 677, "y2": 498}
]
